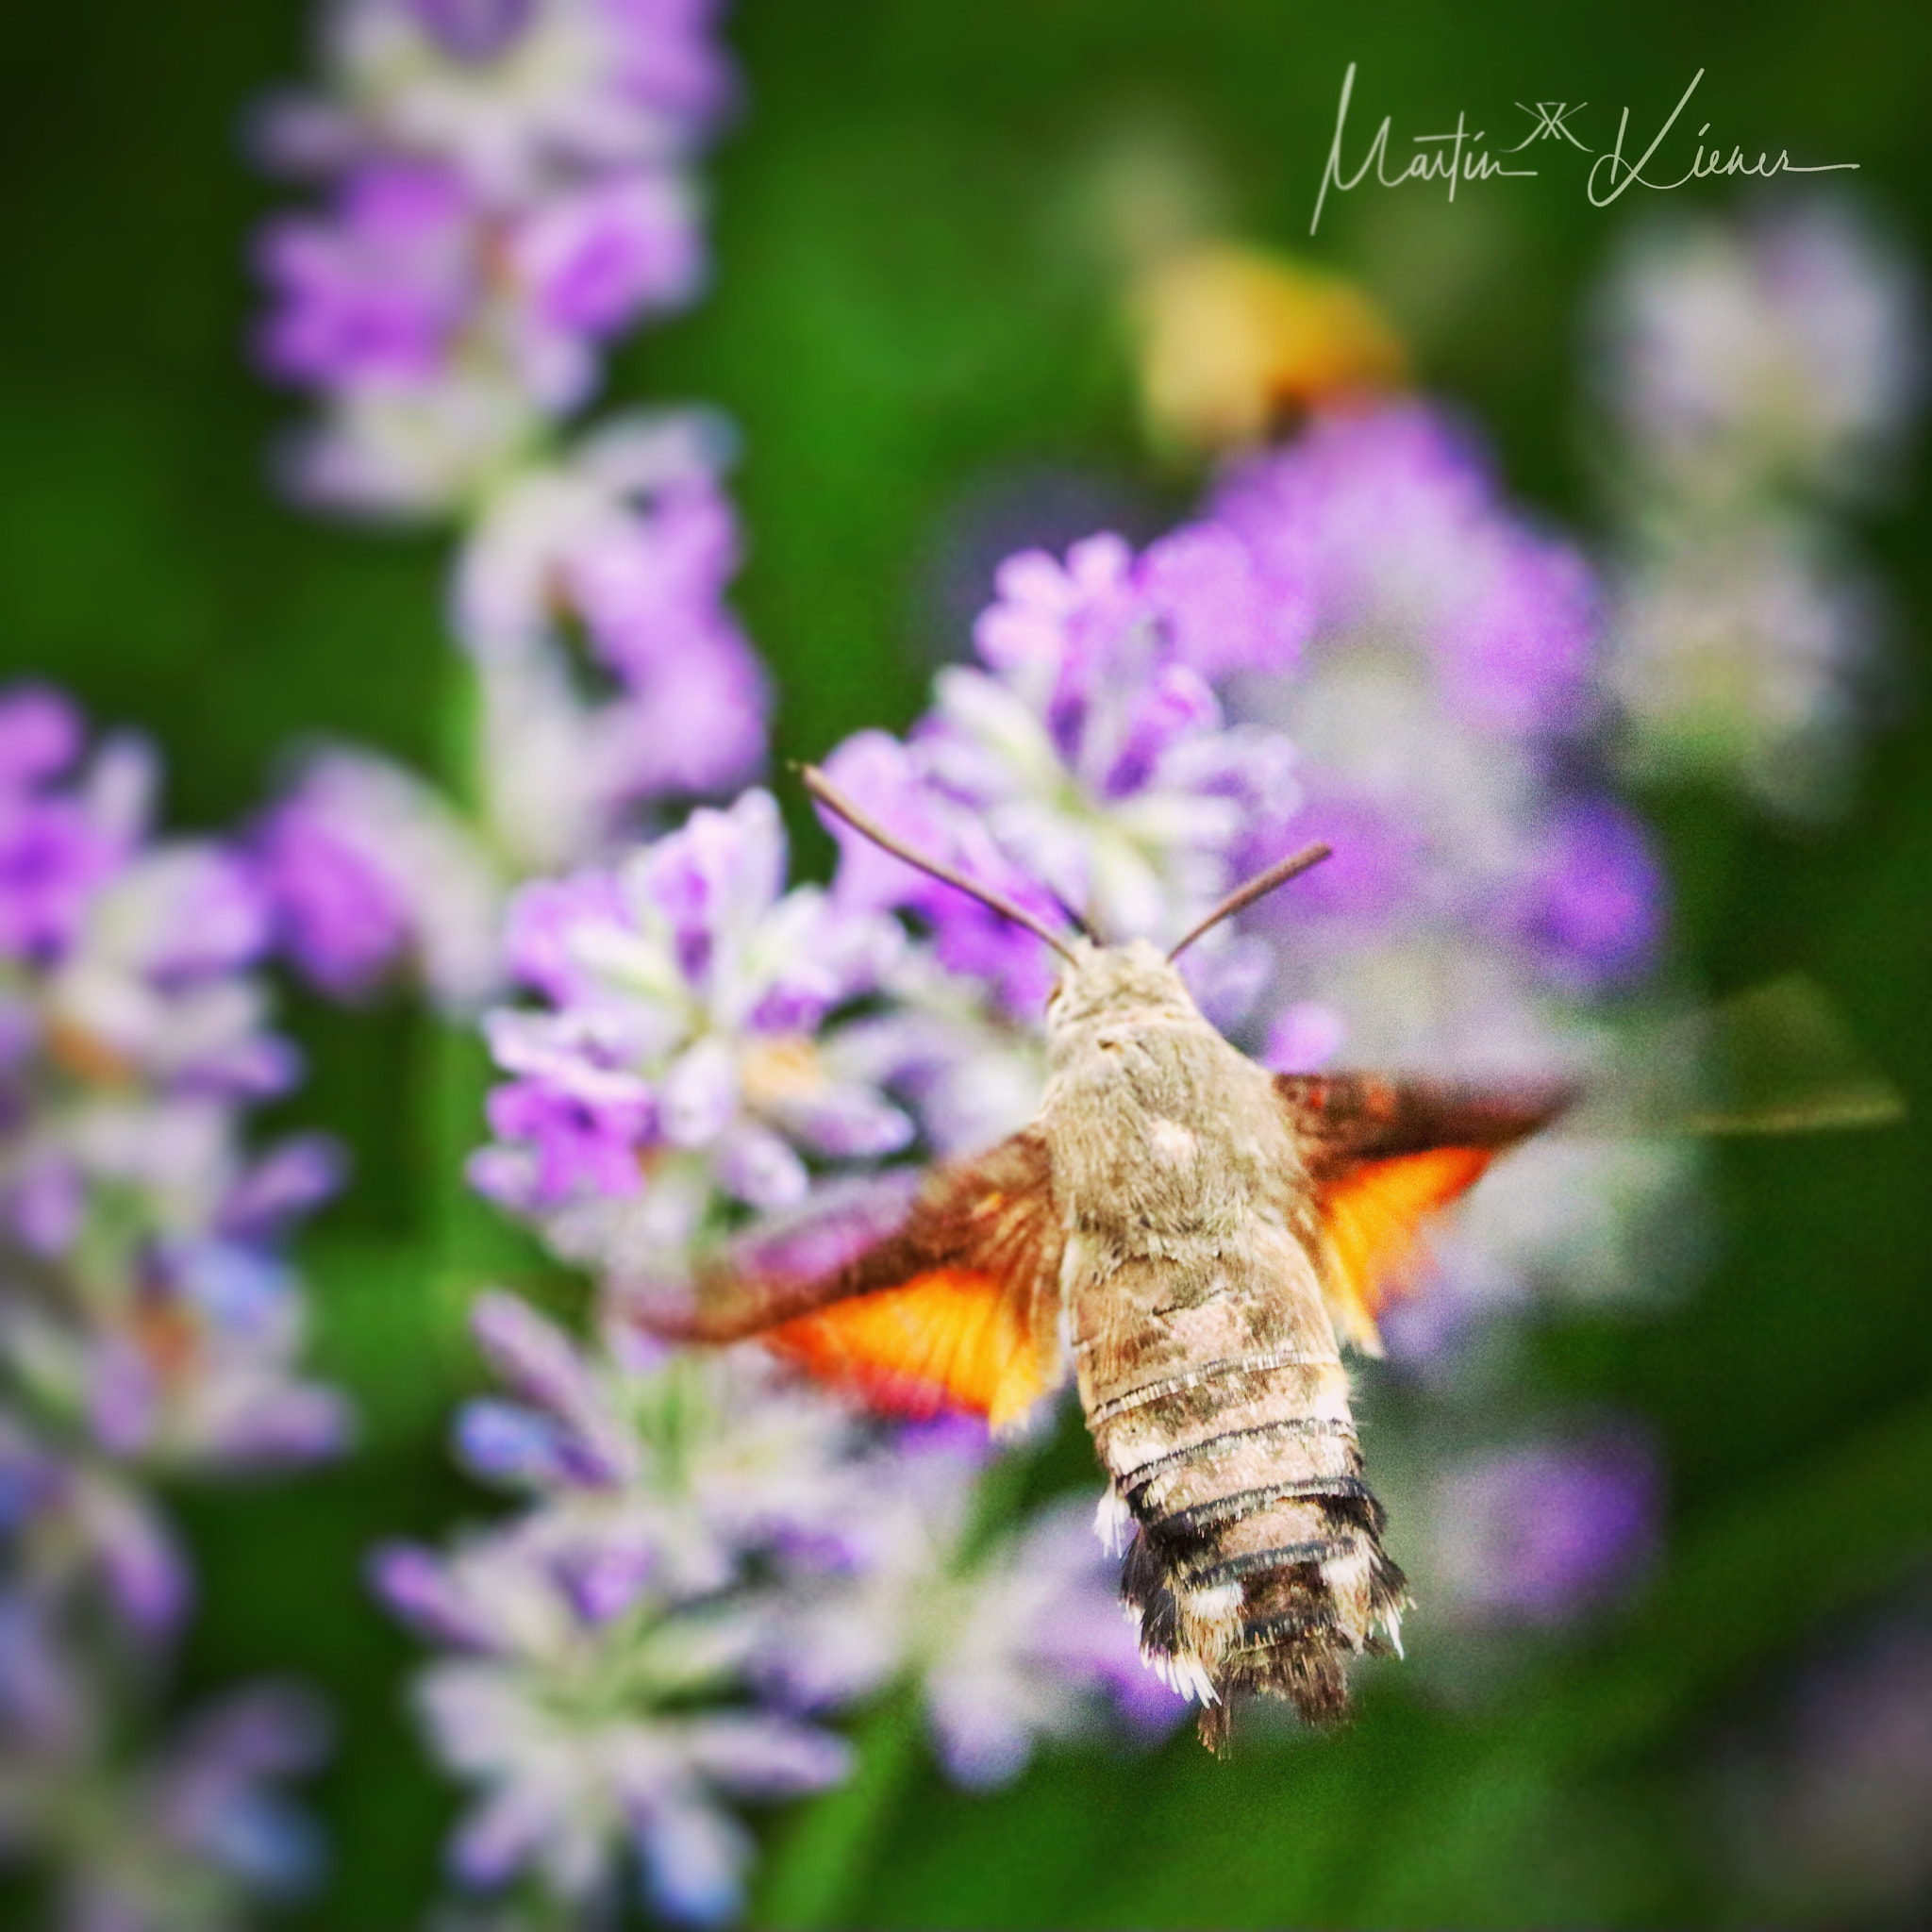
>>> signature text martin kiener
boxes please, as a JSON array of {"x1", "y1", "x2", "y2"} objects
[{"x1": 1310, "y1": 65, "x2": 1857, "y2": 236}]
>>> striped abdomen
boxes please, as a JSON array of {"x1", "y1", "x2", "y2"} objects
[{"x1": 1071, "y1": 1222, "x2": 1407, "y2": 1744}]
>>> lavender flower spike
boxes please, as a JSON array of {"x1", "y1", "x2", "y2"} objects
[
  {"x1": 821, "y1": 528, "x2": 1305, "y2": 1019},
  {"x1": 0, "y1": 684, "x2": 341, "y2": 1925},
  {"x1": 1424, "y1": 1425, "x2": 1662, "y2": 1627},
  {"x1": 258, "y1": 744, "x2": 507, "y2": 1008},
  {"x1": 472, "y1": 790, "x2": 912, "y2": 1285}
]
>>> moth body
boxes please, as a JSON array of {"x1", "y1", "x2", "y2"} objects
[
  {"x1": 688, "y1": 823, "x2": 1561, "y2": 1749},
  {"x1": 1042, "y1": 941, "x2": 1407, "y2": 1739}
]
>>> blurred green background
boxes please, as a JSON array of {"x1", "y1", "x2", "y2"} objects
[{"x1": 3, "y1": 1, "x2": 1930, "y2": 1924}]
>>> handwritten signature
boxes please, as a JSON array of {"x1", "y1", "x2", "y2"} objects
[{"x1": 1310, "y1": 65, "x2": 1857, "y2": 236}]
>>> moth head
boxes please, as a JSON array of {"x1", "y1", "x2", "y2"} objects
[
  {"x1": 1043, "y1": 938, "x2": 1197, "y2": 1038},
  {"x1": 797, "y1": 762, "x2": 1332, "y2": 1021}
]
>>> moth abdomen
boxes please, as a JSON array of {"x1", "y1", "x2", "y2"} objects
[
  {"x1": 1086, "y1": 1328, "x2": 1408, "y2": 1744},
  {"x1": 1148, "y1": 1473, "x2": 1385, "y2": 1547}
]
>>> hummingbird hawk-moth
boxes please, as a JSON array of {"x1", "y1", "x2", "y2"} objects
[{"x1": 652, "y1": 768, "x2": 1571, "y2": 1746}]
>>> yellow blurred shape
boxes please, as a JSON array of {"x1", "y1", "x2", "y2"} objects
[{"x1": 1132, "y1": 243, "x2": 1407, "y2": 456}]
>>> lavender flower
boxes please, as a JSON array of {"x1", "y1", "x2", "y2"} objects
[
  {"x1": 258, "y1": 744, "x2": 507, "y2": 1007},
  {"x1": 1197, "y1": 406, "x2": 1688, "y2": 1346},
  {"x1": 0, "y1": 686, "x2": 341, "y2": 1924},
  {"x1": 456, "y1": 413, "x2": 769, "y2": 872},
  {"x1": 457, "y1": 1293, "x2": 883, "y2": 1600},
  {"x1": 382, "y1": 1292, "x2": 1172, "y2": 1921},
  {"x1": 471, "y1": 789, "x2": 917, "y2": 1286},
  {"x1": 0, "y1": 691, "x2": 347, "y2": 1473},
  {"x1": 1421, "y1": 1426, "x2": 1661, "y2": 1627},
  {"x1": 821, "y1": 527, "x2": 1305, "y2": 1017},
  {"x1": 255, "y1": 0, "x2": 733, "y2": 518},
  {"x1": 1593, "y1": 194, "x2": 1924, "y2": 507},
  {"x1": 378, "y1": 1516, "x2": 849, "y2": 1924},
  {"x1": 276, "y1": 0, "x2": 735, "y2": 196},
  {"x1": 752, "y1": 1443, "x2": 1185, "y2": 1787},
  {"x1": 0, "y1": 1682, "x2": 329, "y2": 1932},
  {"x1": 1590, "y1": 198, "x2": 1924, "y2": 816}
]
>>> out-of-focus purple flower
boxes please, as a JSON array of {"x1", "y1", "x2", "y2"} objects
[
  {"x1": 1424, "y1": 1425, "x2": 1662, "y2": 1626},
  {"x1": 373, "y1": 1334, "x2": 865, "y2": 1923},
  {"x1": 257, "y1": 163, "x2": 480, "y2": 391},
  {"x1": 1264, "y1": 998, "x2": 1347, "y2": 1074},
  {"x1": 510, "y1": 173, "x2": 704, "y2": 335},
  {"x1": 457, "y1": 1296, "x2": 887, "y2": 1600},
  {"x1": 270, "y1": 0, "x2": 736, "y2": 198},
  {"x1": 418, "y1": 1638, "x2": 849, "y2": 1924},
  {"x1": 1602, "y1": 516, "x2": 1875, "y2": 820},
  {"x1": 1183, "y1": 406, "x2": 1678, "y2": 1344},
  {"x1": 257, "y1": 162, "x2": 702, "y2": 431},
  {"x1": 0, "y1": 1680, "x2": 330, "y2": 1929},
  {"x1": 1591, "y1": 200, "x2": 1923, "y2": 821},
  {"x1": 1494, "y1": 798, "x2": 1668, "y2": 991},
  {"x1": 257, "y1": 745, "x2": 507, "y2": 1008},
  {"x1": 820, "y1": 529, "x2": 1303, "y2": 1017},
  {"x1": 147, "y1": 1684, "x2": 332, "y2": 1892},
  {"x1": 747, "y1": 1433, "x2": 1186, "y2": 1781},
  {"x1": 382, "y1": 1274, "x2": 1190, "y2": 1916},
  {"x1": 0, "y1": 686, "x2": 341, "y2": 1927},
  {"x1": 0, "y1": 687, "x2": 147, "y2": 968},
  {"x1": 920, "y1": 1494, "x2": 1188, "y2": 1784},
  {"x1": 253, "y1": 0, "x2": 735, "y2": 518},
  {"x1": 1214, "y1": 404, "x2": 1600, "y2": 740},
  {"x1": 473, "y1": 791, "x2": 914, "y2": 1282},
  {"x1": 453, "y1": 414, "x2": 768, "y2": 869},
  {"x1": 1594, "y1": 194, "x2": 1924, "y2": 507}
]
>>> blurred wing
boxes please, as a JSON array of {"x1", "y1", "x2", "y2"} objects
[
  {"x1": 1275, "y1": 1074, "x2": 1571, "y2": 1353},
  {"x1": 1574, "y1": 974, "x2": 1906, "y2": 1139},
  {"x1": 673, "y1": 1131, "x2": 1066, "y2": 1432}
]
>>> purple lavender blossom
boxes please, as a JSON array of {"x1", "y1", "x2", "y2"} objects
[
  {"x1": 820, "y1": 528, "x2": 1304, "y2": 1017},
  {"x1": 911, "y1": 1490, "x2": 1188, "y2": 1785},
  {"x1": 0, "y1": 687, "x2": 343, "y2": 1928},
  {"x1": 377, "y1": 1291, "x2": 1182, "y2": 1913},
  {"x1": 1205, "y1": 406, "x2": 1662, "y2": 1007},
  {"x1": 0, "y1": 685, "x2": 146, "y2": 967},
  {"x1": 257, "y1": 163, "x2": 480, "y2": 391},
  {"x1": 1494, "y1": 797, "x2": 1668, "y2": 992},
  {"x1": 283, "y1": 0, "x2": 736, "y2": 195},
  {"x1": 1424, "y1": 1426, "x2": 1661, "y2": 1626},
  {"x1": 743, "y1": 1429, "x2": 1185, "y2": 1782},
  {"x1": 510, "y1": 171, "x2": 704, "y2": 337},
  {"x1": 455, "y1": 416, "x2": 769, "y2": 866},
  {"x1": 257, "y1": 746, "x2": 506, "y2": 1008},
  {"x1": 0, "y1": 1681, "x2": 330, "y2": 1929},
  {"x1": 371, "y1": 1302, "x2": 870, "y2": 1923},
  {"x1": 1591, "y1": 201, "x2": 1924, "y2": 818},
  {"x1": 1168, "y1": 404, "x2": 1683, "y2": 1356},
  {"x1": 1594, "y1": 194, "x2": 1924, "y2": 507},
  {"x1": 254, "y1": 0, "x2": 735, "y2": 517},
  {"x1": 0, "y1": 691, "x2": 349, "y2": 1474},
  {"x1": 456, "y1": 1293, "x2": 885, "y2": 1600},
  {"x1": 472, "y1": 790, "x2": 918, "y2": 1285},
  {"x1": 1214, "y1": 404, "x2": 1599, "y2": 740}
]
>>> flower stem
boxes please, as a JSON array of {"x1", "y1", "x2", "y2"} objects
[
  {"x1": 755, "y1": 1684, "x2": 922, "y2": 1931},
  {"x1": 754, "y1": 1441, "x2": 1039, "y2": 1927}
]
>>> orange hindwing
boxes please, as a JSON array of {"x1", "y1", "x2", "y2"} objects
[{"x1": 765, "y1": 1266, "x2": 1051, "y2": 1430}]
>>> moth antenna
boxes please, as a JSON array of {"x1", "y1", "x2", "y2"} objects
[
  {"x1": 1167, "y1": 841, "x2": 1333, "y2": 961},
  {"x1": 799, "y1": 764, "x2": 1082, "y2": 967},
  {"x1": 1048, "y1": 891, "x2": 1101, "y2": 945}
]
